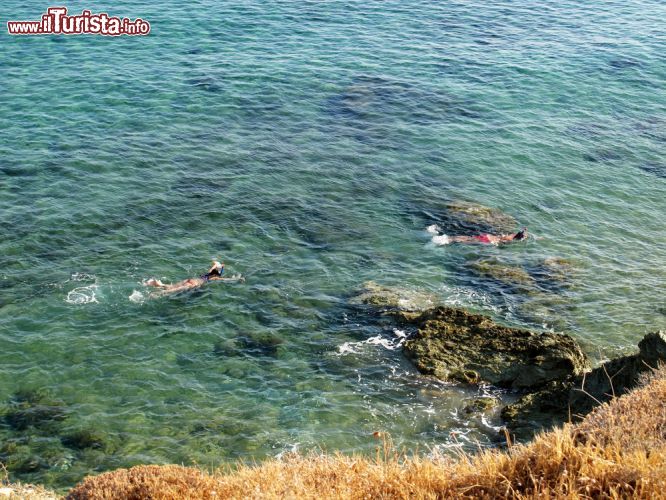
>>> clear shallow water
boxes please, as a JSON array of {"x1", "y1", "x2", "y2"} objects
[{"x1": 1, "y1": 0, "x2": 665, "y2": 489}]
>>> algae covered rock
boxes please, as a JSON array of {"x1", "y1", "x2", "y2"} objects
[
  {"x1": 540, "y1": 257, "x2": 576, "y2": 277},
  {"x1": 502, "y1": 330, "x2": 666, "y2": 439},
  {"x1": 401, "y1": 306, "x2": 589, "y2": 389},
  {"x1": 238, "y1": 332, "x2": 285, "y2": 357},
  {"x1": 61, "y1": 428, "x2": 110, "y2": 451},
  {"x1": 470, "y1": 259, "x2": 535, "y2": 286},
  {"x1": 462, "y1": 397, "x2": 501, "y2": 415},
  {"x1": 471, "y1": 257, "x2": 578, "y2": 292},
  {"x1": 351, "y1": 281, "x2": 437, "y2": 312},
  {"x1": 0, "y1": 437, "x2": 75, "y2": 476},
  {"x1": 3, "y1": 388, "x2": 68, "y2": 431},
  {"x1": 500, "y1": 381, "x2": 572, "y2": 439},
  {"x1": 0, "y1": 442, "x2": 45, "y2": 473},
  {"x1": 213, "y1": 332, "x2": 286, "y2": 358},
  {"x1": 446, "y1": 201, "x2": 518, "y2": 233},
  {"x1": 531, "y1": 257, "x2": 578, "y2": 291},
  {"x1": 567, "y1": 330, "x2": 666, "y2": 414}
]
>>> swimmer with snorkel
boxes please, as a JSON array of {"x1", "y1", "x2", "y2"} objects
[
  {"x1": 427, "y1": 225, "x2": 528, "y2": 246},
  {"x1": 144, "y1": 260, "x2": 243, "y2": 295}
]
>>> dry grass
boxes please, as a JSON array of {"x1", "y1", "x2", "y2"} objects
[
  {"x1": 66, "y1": 366, "x2": 666, "y2": 499},
  {"x1": 0, "y1": 463, "x2": 58, "y2": 499},
  {"x1": 0, "y1": 483, "x2": 59, "y2": 500}
]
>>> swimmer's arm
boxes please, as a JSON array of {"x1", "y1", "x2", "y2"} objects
[
  {"x1": 207, "y1": 261, "x2": 225, "y2": 274},
  {"x1": 144, "y1": 278, "x2": 168, "y2": 288},
  {"x1": 209, "y1": 275, "x2": 245, "y2": 282}
]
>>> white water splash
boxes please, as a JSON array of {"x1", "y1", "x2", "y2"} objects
[
  {"x1": 64, "y1": 272, "x2": 99, "y2": 304},
  {"x1": 426, "y1": 224, "x2": 451, "y2": 245},
  {"x1": 432, "y1": 234, "x2": 451, "y2": 245},
  {"x1": 129, "y1": 290, "x2": 145, "y2": 303},
  {"x1": 480, "y1": 414, "x2": 504, "y2": 433},
  {"x1": 275, "y1": 442, "x2": 300, "y2": 459},
  {"x1": 66, "y1": 285, "x2": 98, "y2": 305},
  {"x1": 438, "y1": 284, "x2": 499, "y2": 313},
  {"x1": 70, "y1": 272, "x2": 96, "y2": 282},
  {"x1": 337, "y1": 329, "x2": 408, "y2": 355}
]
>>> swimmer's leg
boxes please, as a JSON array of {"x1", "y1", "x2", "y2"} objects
[
  {"x1": 426, "y1": 224, "x2": 441, "y2": 235},
  {"x1": 144, "y1": 278, "x2": 166, "y2": 288},
  {"x1": 432, "y1": 234, "x2": 451, "y2": 245},
  {"x1": 449, "y1": 236, "x2": 477, "y2": 244}
]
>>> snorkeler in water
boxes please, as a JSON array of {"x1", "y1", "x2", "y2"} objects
[
  {"x1": 427, "y1": 225, "x2": 528, "y2": 246},
  {"x1": 144, "y1": 260, "x2": 243, "y2": 294}
]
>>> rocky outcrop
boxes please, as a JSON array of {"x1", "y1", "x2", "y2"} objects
[
  {"x1": 401, "y1": 306, "x2": 589, "y2": 389},
  {"x1": 352, "y1": 282, "x2": 665, "y2": 441},
  {"x1": 502, "y1": 330, "x2": 666, "y2": 439},
  {"x1": 462, "y1": 397, "x2": 501, "y2": 415}
]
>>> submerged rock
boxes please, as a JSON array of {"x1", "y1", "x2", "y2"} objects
[
  {"x1": 3, "y1": 389, "x2": 68, "y2": 431},
  {"x1": 502, "y1": 330, "x2": 666, "y2": 439},
  {"x1": 213, "y1": 339, "x2": 241, "y2": 358},
  {"x1": 351, "y1": 281, "x2": 437, "y2": 313},
  {"x1": 470, "y1": 259, "x2": 535, "y2": 286},
  {"x1": 0, "y1": 438, "x2": 74, "y2": 476},
  {"x1": 514, "y1": 293, "x2": 572, "y2": 332},
  {"x1": 582, "y1": 149, "x2": 622, "y2": 163},
  {"x1": 187, "y1": 76, "x2": 222, "y2": 93},
  {"x1": 401, "y1": 306, "x2": 589, "y2": 389},
  {"x1": 1, "y1": 444, "x2": 45, "y2": 473},
  {"x1": 214, "y1": 332, "x2": 285, "y2": 358},
  {"x1": 327, "y1": 75, "x2": 470, "y2": 125},
  {"x1": 238, "y1": 332, "x2": 285, "y2": 357},
  {"x1": 540, "y1": 257, "x2": 575, "y2": 274},
  {"x1": 471, "y1": 257, "x2": 577, "y2": 292},
  {"x1": 532, "y1": 257, "x2": 578, "y2": 290},
  {"x1": 445, "y1": 201, "x2": 518, "y2": 234},
  {"x1": 61, "y1": 429, "x2": 110, "y2": 451},
  {"x1": 638, "y1": 162, "x2": 666, "y2": 179}
]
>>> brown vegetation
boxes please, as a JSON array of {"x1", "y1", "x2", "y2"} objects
[
  {"x1": 0, "y1": 482, "x2": 57, "y2": 500},
  {"x1": 65, "y1": 366, "x2": 666, "y2": 499}
]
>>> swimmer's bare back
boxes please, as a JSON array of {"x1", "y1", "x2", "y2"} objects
[
  {"x1": 143, "y1": 260, "x2": 245, "y2": 296},
  {"x1": 427, "y1": 225, "x2": 528, "y2": 246}
]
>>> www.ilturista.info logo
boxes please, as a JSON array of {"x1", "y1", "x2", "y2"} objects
[{"x1": 7, "y1": 7, "x2": 150, "y2": 36}]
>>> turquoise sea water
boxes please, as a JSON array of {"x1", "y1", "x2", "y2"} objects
[{"x1": 1, "y1": 0, "x2": 665, "y2": 489}]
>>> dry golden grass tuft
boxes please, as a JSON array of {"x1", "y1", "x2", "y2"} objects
[
  {"x1": 64, "y1": 464, "x2": 218, "y2": 500},
  {"x1": 0, "y1": 463, "x2": 58, "y2": 499},
  {"x1": 66, "y1": 365, "x2": 666, "y2": 499},
  {"x1": 0, "y1": 483, "x2": 58, "y2": 500}
]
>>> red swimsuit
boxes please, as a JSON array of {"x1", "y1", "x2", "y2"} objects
[{"x1": 473, "y1": 234, "x2": 492, "y2": 244}]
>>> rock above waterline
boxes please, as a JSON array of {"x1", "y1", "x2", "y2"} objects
[
  {"x1": 401, "y1": 307, "x2": 589, "y2": 389},
  {"x1": 502, "y1": 330, "x2": 666, "y2": 439}
]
